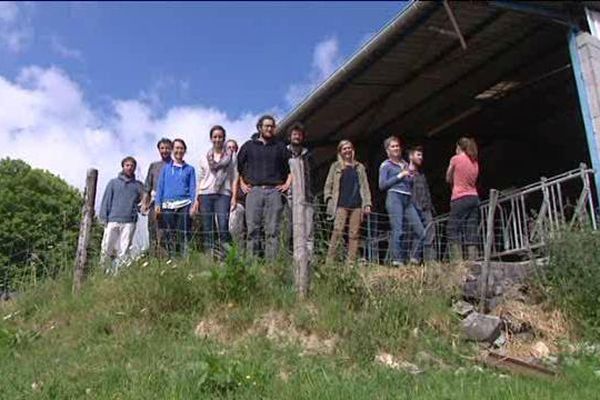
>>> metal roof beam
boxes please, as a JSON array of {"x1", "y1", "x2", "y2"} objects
[
  {"x1": 306, "y1": 9, "x2": 505, "y2": 148},
  {"x1": 488, "y1": 1, "x2": 577, "y2": 27},
  {"x1": 366, "y1": 21, "x2": 555, "y2": 143},
  {"x1": 277, "y1": 1, "x2": 441, "y2": 136}
]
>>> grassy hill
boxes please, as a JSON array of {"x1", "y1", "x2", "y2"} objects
[{"x1": 1, "y1": 247, "x2": 599, "y2": 399}]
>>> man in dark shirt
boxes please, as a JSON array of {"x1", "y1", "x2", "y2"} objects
[
  {"x1": 409, "y1": 146, "x2": 435, "y2": 262},
  {"x1": 142, "y1": 138, "x2": 172, "y2": 256},
  {"x1": 237, "y1": 115, "x2": 291, "y2": 259}
]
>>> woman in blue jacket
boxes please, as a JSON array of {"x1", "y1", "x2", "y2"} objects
[
  {"x1": 155, "y1": 138, "x2": 196, "y2": 257},
  {"x1": 379, "y1": 136, "x2": 425, "y2": 266}
]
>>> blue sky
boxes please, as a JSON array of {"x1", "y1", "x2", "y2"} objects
[
  {"x1": 0, "y1": 1, "x2": 406, "y2": 191},
  {"x1": 1, "y1": 2, "x2": 405, "y2": 115}
]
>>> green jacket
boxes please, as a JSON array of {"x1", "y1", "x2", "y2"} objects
[{"x1": 323, "y1": 160, "x2": 372, "y2": 218}]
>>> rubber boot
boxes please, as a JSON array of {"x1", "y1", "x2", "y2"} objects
[
  {"x1": 449, "y1": 243, "x2": 463, "y2": 263},
  {"x1": 467, "y1": 245, "x2": 479, "y2": 261},
  {"x1": 423, "y1": 246, "x2": 436, "y2": 264}
]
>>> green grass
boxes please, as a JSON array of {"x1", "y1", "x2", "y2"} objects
[
  {"x1": 538, "y1": 229, "x2": 600, "y2": 339},
  {"x1": 1, "y1": 251, "x2": 599, "y2": 399}
]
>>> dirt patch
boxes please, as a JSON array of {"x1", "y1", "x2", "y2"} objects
[
  {"x1": 195, "y1": 310, "x2": 337, "y2": 356},
  {"x1": 194, "y1": 318, "x2": 231, "y2": 342},
  {"x1": 247, "y1": 310, "x2": 337, "y2": 356}
]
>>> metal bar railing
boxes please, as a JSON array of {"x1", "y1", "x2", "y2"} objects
[{"x1": 431, "y1": 164, "x2": 597, "y2": 260}]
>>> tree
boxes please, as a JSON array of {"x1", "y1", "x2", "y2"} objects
[{"x1": 0, "y1": 158, "x2": 82, "y2": 288}]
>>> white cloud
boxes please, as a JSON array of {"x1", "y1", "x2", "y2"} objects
[
  {"x1": 0, "y1": 2, "x2": 33, "y2": 53},
  {"x1": 0, "y1": 2, "x2": 18, "y2": 22},
  {"x1": 139, "y1": 76, "x2": 191, "y2": 110},
  {"x1": 0, "y1": 65, "x2": 267, "y2": 250},
  {"x1": 0, "y1": 66, "x2": 261, "y2": 199},
  {"x1": 50, "y1": 35, "x2": 83, "y2": 61},
  {"x1": 285, "y1": 36, "x2": 342, "y2": 109}
]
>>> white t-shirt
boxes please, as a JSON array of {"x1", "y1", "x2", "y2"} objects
[{"x1": 197, "y1": 153, "x2": 238, "y2": 196}]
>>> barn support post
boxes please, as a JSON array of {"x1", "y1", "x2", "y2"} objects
[{"x1": 568, "y1": 29, "x2": 600, "y2": 204}]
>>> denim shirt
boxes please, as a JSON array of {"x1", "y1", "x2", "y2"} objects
[{"x1": 378, "y1": 159, "x2": 412, "y2": 195}]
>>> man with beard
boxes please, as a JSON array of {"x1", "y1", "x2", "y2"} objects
[{"x1": 142, "y1": 138, "x2": 172, "y2": 256}]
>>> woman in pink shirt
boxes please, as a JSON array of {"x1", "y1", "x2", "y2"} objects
[{"x1": 445, "y1": 137, "x2": 480, "y2": 261}]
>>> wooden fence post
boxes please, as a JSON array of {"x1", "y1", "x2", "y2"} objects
[
  {"x1": 480, "y1": 188, "x2": 498, "y2": 312},
  {"x1": 290, "y1": 159, "x2": 310, "y2": 299},
  {"x1": 73, "y1": 168, "x2": 98, "y2": 294}
]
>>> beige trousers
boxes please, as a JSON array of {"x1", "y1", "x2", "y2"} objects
[{"x1": 327, "y1": 207, "x2": 362, "y2": 264}]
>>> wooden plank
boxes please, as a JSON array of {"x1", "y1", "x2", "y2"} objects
[
  {"x1": 290, "y1": 158, "x2": 310, "y2": 299},
  {"x1": 479, "y1": 188, "x2": 498, "y2": 312},
  {"x1": 482, "y1": 351, "x2": 557, "y2": 378}
]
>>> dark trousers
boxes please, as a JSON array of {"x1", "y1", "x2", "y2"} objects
[
  {"x1": 148, "y1": 206, "x2": 166, "y2": 257},
  {"x1": 245, "y1": 187, "x2": 285, "y2": 259},
  {"x1": 447, "y1": 195, "x2": 480, "y2": 246},
  {"x1": 161, "y1": 205, "x2": 191, "y2": 257},
  {"x1": 416, "y1": 208, "x2": 436, "y2": 262},
  {"x1": 200, "y1": 194, "x2": 231, "y2": 253}
]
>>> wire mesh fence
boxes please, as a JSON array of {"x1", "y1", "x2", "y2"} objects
[
  {"x1": 147, "y1": 164, "x2": 597, "y2": 266},
  {"x1": 2, "y1": 165, "x2": 597, "y2": 298}
]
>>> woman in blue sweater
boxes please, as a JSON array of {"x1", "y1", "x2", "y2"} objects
[
  {"x1": 379, "y1": 136, "x2": 425, "y2": 266},
  {"x1": 155, "y1": 138, "x2": 196, "y2": 257}
]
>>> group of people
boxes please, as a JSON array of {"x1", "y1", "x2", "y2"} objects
[
  {"x1": 98, "y1": 113, "x2": 480, "y2": 273},
  {"x1": 323, "y1": 135, "x2": 480, "y2": 266}
]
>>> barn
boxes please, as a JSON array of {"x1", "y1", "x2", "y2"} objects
[{"x1": 278, "y1": 1, "x2": 600, "y2": 261}]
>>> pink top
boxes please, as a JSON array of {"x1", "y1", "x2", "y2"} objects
[{"x1": 450, "y1": 153, "x2": 479, "y2": 201}]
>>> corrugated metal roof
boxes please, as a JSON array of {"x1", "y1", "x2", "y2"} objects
[{"x1": 277, "y1": 1, "x2": 583, "y2": 151}]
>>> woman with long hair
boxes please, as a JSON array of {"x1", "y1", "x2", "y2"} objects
[
  {"x1": 446, "y1": 137, "x2": 480, "y2": 261},
  {"x1": 155, "y1": 138, "x2": 196, "y2": 257},
  {"x1": 379, "y1": 136, "x2": 425, "y2": 266},
  {"x1": 192, "y1": 125, "x2": 237, "y2": 258},
  {"x1": 324, "y1": 140, "x2": 372, "y2": 264}
]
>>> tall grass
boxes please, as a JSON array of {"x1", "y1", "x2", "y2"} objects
[
  {"x1": 1, "y1": 250, "x2": 599, "y2": 399},
  {"x1": 540, "y1": 229, "x2": 600, "y2": 339}
]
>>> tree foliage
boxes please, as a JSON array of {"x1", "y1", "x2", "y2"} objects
[{"x1": 0, "y1": 158, "x2": 82, "y2": 287}]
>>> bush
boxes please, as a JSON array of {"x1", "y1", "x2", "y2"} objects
[
  {"x1": 543, "y1": 229, "x2": 600, "y2": 338},
  {"x1": 0, "y1": 158, "x2": 82, "y2": 287},
  {"x1": 317, "y1": 264, "x2": 370, "y2": 310},
  {"x1": 180, "y1": 353, "x2": 249, "y2": 395},
  {"x1": 209, "y1": 246, "x2": 259, "y2": 303}
]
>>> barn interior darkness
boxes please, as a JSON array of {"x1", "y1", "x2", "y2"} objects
[
  {"x1": 400, "y1": 44, "x2": 589, "y2": 215},
  {"x1": 302, "y1": 6, "x2": 591, "y2": 216}
]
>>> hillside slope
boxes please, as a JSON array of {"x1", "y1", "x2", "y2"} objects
[{"x1": 1, "y1": 253, "x2": 599, "y2": 399}]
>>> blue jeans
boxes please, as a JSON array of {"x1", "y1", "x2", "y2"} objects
[
  {"x1": 386, "y1": 191, "x2": 425, "y2": 263},
  {"x1": 200, "y1": 194, "x2": 231, "y2": 253},
  {"x1": 161, "y1": 204, "x2": 191, "y2": 258}
]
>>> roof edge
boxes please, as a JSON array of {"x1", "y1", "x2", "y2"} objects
[{"x1": 277, "y1": 0, "x2": 440, "y2": 136}]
